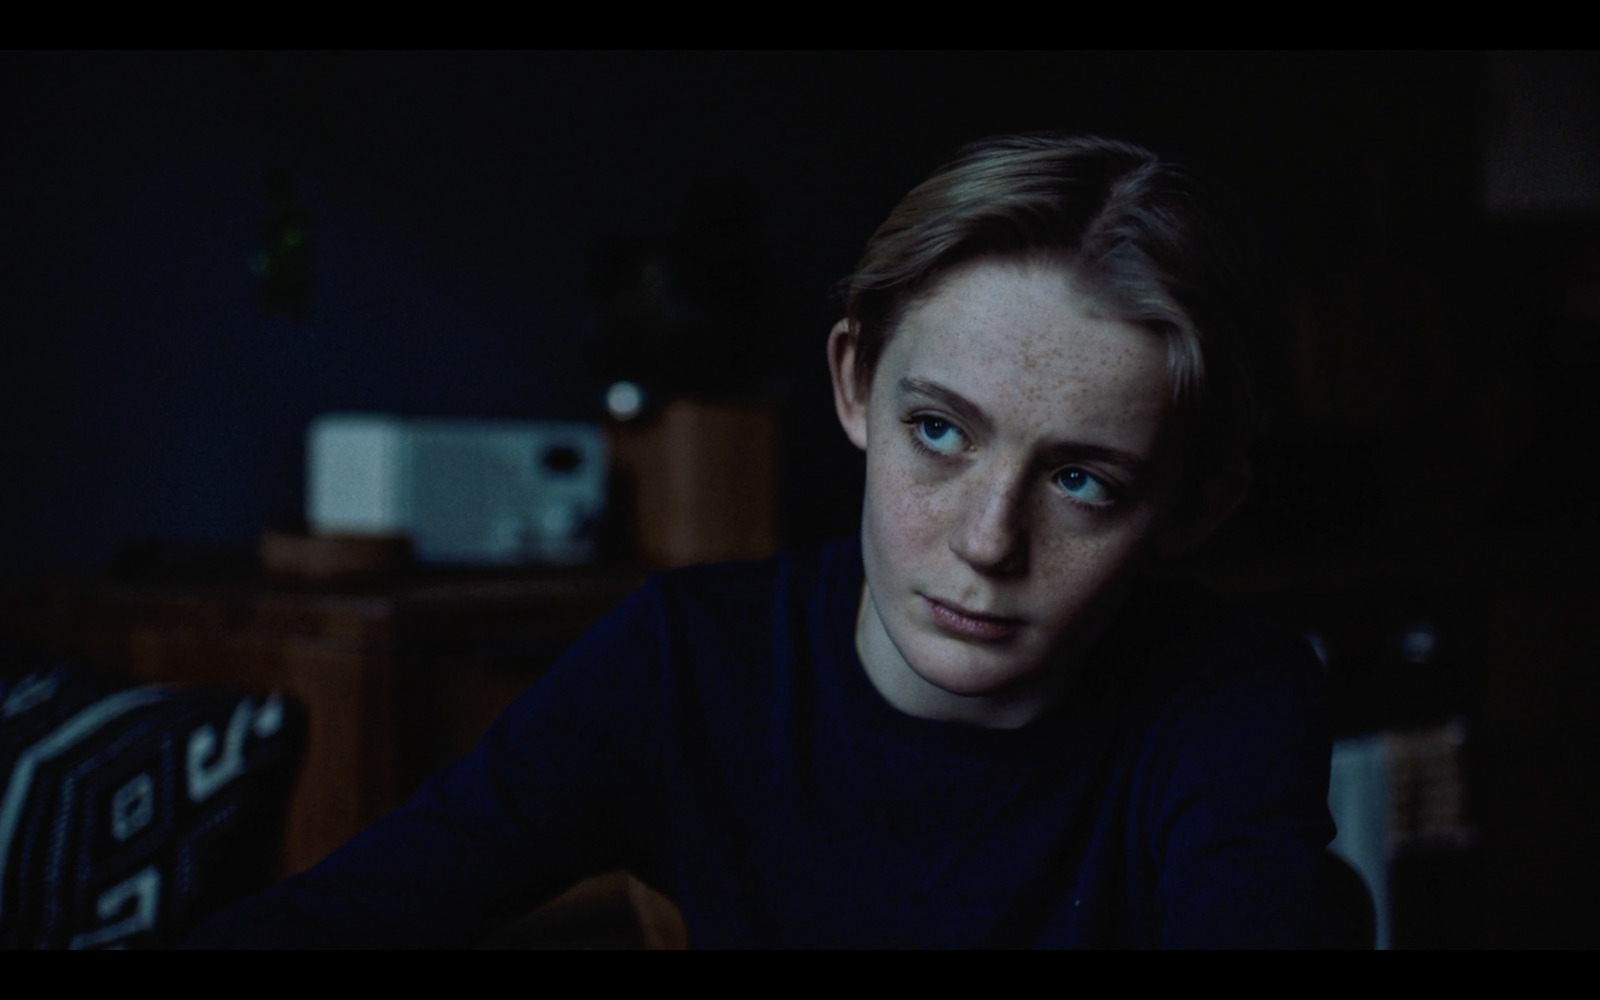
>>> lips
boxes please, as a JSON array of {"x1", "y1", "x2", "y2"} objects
[{"x1": 923, "y1": 596, "x2": 1022, "y2": 642}]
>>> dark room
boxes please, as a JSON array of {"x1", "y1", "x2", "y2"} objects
[{"x1": 2, "y1": 51, "x2": 1597, "y2": 949}]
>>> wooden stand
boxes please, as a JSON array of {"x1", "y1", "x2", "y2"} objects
[
  {"x1": 608, "y1": 398, "x2": 779, "y2": 568},
  {"x1": 4, "y1": 570, "x2": 643, "y2": 875}
]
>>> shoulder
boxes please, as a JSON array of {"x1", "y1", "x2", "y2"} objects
[
  {"x1": 1096, "y1": 575, "x2": 1324, "y2": 723},
  {"x1": 646, "y1": 537, "x2": 861, "y2": 610},
  {"x1": 1111, "y1": 576, "x2": 1334, "y2": 829},
  {"x1": 1087, "y1": 575, "x2": 1333, "y2": 844},
  {"x1": 1106, "y1": 578, "x2": 1339, "y2": 948},
  {"x1": 536, "y1": 537, "x2": 862, "y2": 712},
  {"x1": 631, "y1": 537, "x2": 863, "y2": 652}
]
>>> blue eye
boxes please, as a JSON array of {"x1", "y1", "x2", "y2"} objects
[
  {"x1": 913, "y1": 416, "x2": 964, "y2": 455},
  {"x1": 1055, "y1": 467, "x2": 1115, "y2": 506}
]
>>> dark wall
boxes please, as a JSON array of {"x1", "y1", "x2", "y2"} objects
[{"x1": 0, "y1": 51, "x2": 1489, "y2": 574}]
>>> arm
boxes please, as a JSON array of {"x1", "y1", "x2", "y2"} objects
[{"x1": 185, "y1": 584, "x2": 667, "y2": 949}]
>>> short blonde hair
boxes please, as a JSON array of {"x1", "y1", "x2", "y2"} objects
[{"x1": 841, "y1": 134, "x2": 1267, "y2": 491}]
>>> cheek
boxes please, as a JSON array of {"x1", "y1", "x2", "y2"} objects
[
  {"x1": 1031, "y1": 515, "x2": 1159, "y2": 611},
  {"x1": 863, "y1": 449, "x2": 949, "y2": 565}
]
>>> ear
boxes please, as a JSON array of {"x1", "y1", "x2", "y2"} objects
[
  {"x1": 828, "y1": 318, "x2": 870, "y2": 452},
  {"x1": 1157, "y1": 460, "x2": 1251, "y2": 558}
]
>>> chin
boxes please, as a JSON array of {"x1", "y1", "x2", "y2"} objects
[{"x1": 903, "y1": 635, "x2": 1046, "y2": 699}]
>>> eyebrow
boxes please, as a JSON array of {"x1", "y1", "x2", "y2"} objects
[
  {"x1": 897, "y1": 376, "x2": 1153, "y2": 475},
  {"x1": 899, "y1": 377, "x2": 992, "y2": 435}
]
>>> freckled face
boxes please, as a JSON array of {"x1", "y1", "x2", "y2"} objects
[{"x1": 831, "y1": 257, "x2": 1176, "y2": 727}]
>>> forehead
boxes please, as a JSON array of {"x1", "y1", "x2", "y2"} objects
[{"x1": 879, "y1": 258, "x2": 1172, "y2": 454}]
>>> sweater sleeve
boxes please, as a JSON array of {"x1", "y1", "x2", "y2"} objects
[
  {"x1": 185, "y1": 583, "x2": 667, "y2": 949},
  {"x1": 1142, "y1": 639, "x2": 1340, "y2": 949}
]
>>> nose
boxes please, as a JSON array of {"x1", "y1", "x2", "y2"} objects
[{"x1": 949, "y1": 467, "x2": 1029, "y2": 578}]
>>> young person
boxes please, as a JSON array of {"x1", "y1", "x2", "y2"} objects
[{"x1": 190, "y1": 134, "x2": 1337, "y2": 948}]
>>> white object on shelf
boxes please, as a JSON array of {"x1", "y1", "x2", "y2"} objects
[{"x1": 307, "y1": 413, "x2": 608, "y2": 566}]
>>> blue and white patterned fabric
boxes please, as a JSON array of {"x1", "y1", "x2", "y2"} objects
[{"x1": 1, "y1": 643, "x2": 304, "y2": 949}]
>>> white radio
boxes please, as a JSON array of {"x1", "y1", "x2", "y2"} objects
[{"x1": 306, "y1": 414, "x2": 608, "y2": 565}]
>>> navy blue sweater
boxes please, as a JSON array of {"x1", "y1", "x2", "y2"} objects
[{"x1": 189, "y1": 537, "x2": 1336, "y2": 948}]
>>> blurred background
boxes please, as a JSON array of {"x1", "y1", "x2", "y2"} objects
[{"x1": 2, "y1": 51, "x2": 1597, "y2": 948}]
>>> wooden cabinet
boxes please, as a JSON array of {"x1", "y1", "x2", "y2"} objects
[{"x1": 4, "y1": 569, "x2": 643, "y2": 877}]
